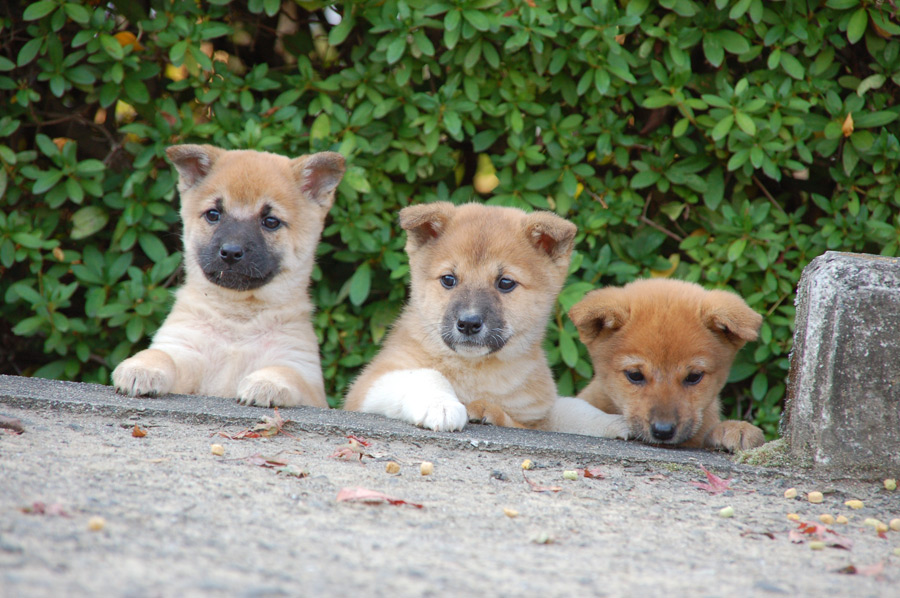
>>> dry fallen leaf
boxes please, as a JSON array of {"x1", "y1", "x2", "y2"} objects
[
  {"x1": 20, "y1": 502, "x2": 71, "y2": 517},
  {"x1": 583, "y1": 467, "x2": 605, "y2": 479},
  {"x1": 217, "y1": 408, "x2": 295, "y2": 440},
  {"x1": 330, "y1": 435, "x2": 373, "y2": 462},
  {"x1": 275, "y1": 465, "x2": 309, "y2": 478},
  {"x1": 835, "y1": 562, "x2": 885, "y2": 578},
  {"x1": 336, "y1": 487, "x2": 424, "y2": 509},
  {"x1": 789, "y1": 520, "x2": 853, "y2": 550},
  {"x1": 522, "y1": 472, "x2": 561, "y2": 493},
  {"x1": 132, "y1": 425, "x2": 147, "y2": 438},
  {"x1": 690, "y1": 465, "x2": 733, "y2": 494},
  {"x1": 0, "y1": 415, "x2": 25, "y2": 434}
]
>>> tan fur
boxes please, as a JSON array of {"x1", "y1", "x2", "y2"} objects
[
  {"x1": 112, "y1": 145, "x2": 344, "y2": 408},
  {"x1": 570, "y1": 278, "x2": 765, "y2": 452},
  {"x1": 343, "y1": 202, "x2": 576, "y2": 430}
]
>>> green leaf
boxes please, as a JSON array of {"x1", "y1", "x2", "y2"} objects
[
  {"x1": 23, "y1": 0, "x2": 57, "y2": 20},
  {"x1": 727, "y1": 238, "x2": 748, "y2": 262},
  {"x1": 17, "y1": 36, "x2": 44, "y2": 67},
  {"x1": 559, "y1": 329, "x2": 578, "y2": 368},
  {"x1": 780, "y1": 52, "x2": 804, "y2": 79},
  {"x1": 711, "y1": 114, "x2": 734, "y2": 140},
  {"x1": 139, "y1": 233, "x2": 167, "y2": 263},
  {"x1": 846, "y1": 8, "x2": 867, "y2": 44},
  {"x1": 71, "y1": 206, "x2": 109, "y2": 240},
  {"x1": 385, "y1": 36, "x2": 406, "y2": 65},
  {"x1": 734, "y1": 112, "x2": 756, "y2": 136},
  {"x1": 525, "y1": 170, "x2": 559, "y2": 190},
  {"x1": 631, "y1": 170, "x2": 660, "y2": 189},
  {"x1": 309, "y1": 113, "x2": 331, "y2": 143},
  {"x1": 343, "y1": 165, "x2": 371, "y2": 193},
  {"x1": 348, "y1": 262, "x2": 371, "y2": 306},
  {"x1": 853, "y1": 111, "x2": 898, "y2": 128},
  {"x1": 329, "y1": 15, "x2": 354, "y2": 46},
  {"x1": 462, "y1": 10, "x2": 490, "y2": 32}
]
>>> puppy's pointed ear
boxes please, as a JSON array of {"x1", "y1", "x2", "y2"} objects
[
  {"x1": 292, "y1": 151, "x2": 345, "y2": 209},
  {"x1": 568, "y1": 288, "x2": 629, "y2": 344},
  {"x1": 702, "y1": 290, "x2": 762, "y2": 347},
  {"x1": 524, "y1": 212, "x2": 577, "y2": 265},
  {"x1": 399, "y1": 202, "x2": 455, "y2": 251},
  {"x1": 166, "y1": 144, "x2": 225, "y2": 192}
]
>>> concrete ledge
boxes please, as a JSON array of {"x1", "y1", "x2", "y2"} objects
[
  {"x1": 0, "y1": 374, "x2": 746, "y2": 472},
  {"x1": 783, "y1": 251, "x2": 900, "y2": 476}
]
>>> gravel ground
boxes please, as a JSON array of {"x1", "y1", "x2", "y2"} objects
[{"x1": 0, "y1": 381, "x2": 898, "y2": 597}]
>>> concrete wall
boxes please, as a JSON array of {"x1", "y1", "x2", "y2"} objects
[{"x1": 782, "y1": 251, "x2": 900, "y2": 476}]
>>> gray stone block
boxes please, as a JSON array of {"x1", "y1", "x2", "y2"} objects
[{"x1": 783, "y1": 251, "x2": 900, "y2": 476}]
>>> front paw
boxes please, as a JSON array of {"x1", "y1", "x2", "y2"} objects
[
  {"x1": 112, "y1": 357, "x2": 173, "y2": 397},
  {"x1": 237, "y1": 372, "x2": 299, "y2": 408},
  {"x1": 706, "y1": 420, "x2": 765, "y2": 452},
  {"x1": 605, "y1": 414, "x2": 630, "y2": 440},
  {"x1": 466, "y1": 400, "x2": 523, "y2": 428},
  {"x1": 418, "y1": 397, "x2": 467, "y2": 432}
]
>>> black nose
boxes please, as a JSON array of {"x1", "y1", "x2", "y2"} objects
[
  {"x1": 219, "y1": 243, "x2": 244, "y2": 264},
  {"x1": 650, "y1": 422, "x2": 676, "y2": 441},
  {"x1": 456, "y1": 314, "x2": 483, "y2": 336}
]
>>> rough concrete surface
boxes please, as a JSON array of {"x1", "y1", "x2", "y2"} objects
[
  {"x1": 1, "y1": 375, "x2": 898, "y2": 598},
  {"x1": 783, "y1": 251, "x2": 900, "y2": 476}
]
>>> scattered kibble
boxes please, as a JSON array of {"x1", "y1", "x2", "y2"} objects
[
  {"x1": 210, "y1": 444, "x2": 225, "y2": 456},
  {"x1": 87, "y1": 516, "x2": 105, "y2": 531},
  {"x1": 835, "y1": 515, "x2": 849, "y2": 524},
  {"x1": 884, "y1": 479, "x2": 897, "y2": 491},
  {"x1": 385, "y1": 461, "x2": 401, "y2": 475},
  {"x1": 787, "y1": 513, "x2": 801, "y2": 521},
  {"x1": 420, "y1": 461, "x2": 434, "y2": 476},
  {"x1": 809, "y1": 541, "x2": 826, "y2": 550},
  {"x1": 807, "y1": 491, "x2": 824, "y2": 504},
  {"x1": 890, "y1": 518, "x2": 900, "y2": 532},
  {"x1": 894, "y1": 548, "x2": 900, "y2": 557},
  {"x1": 844, "y1": 499, "x2": 864, "y2": 510},
  {"x1": 863, "y1": 518, "x2": 888, "y2": 533},
  {"x1": 819, "y1": 514, "x2": 835, "y2": 525},
  {"x1": 530, "y1": 532, "x2": 554, "y2": 544},
  {"x1": 784, "y1": 488, "x2": 798, "y2": 499},
  {"x1": 521, "y1": 459, "x2": 534, "y2": 470},
  {"x1": 503, "y1": 508, "x2": 518, "y2": 518},
  {"x1": 719, "y1": 506, "x2": 735, "y2": 518},
  {"x1": 562, "y1": 470, "x2": 579, "y2": 481}
]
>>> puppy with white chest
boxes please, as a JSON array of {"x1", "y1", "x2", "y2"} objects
[
  {"x1": 569, "y1": 278, "x2": 765, "y2": 451},
  {"x1": 343, "y1": 201, "x2": 627, "y2": 440},
  {"x1": 112, "y1": 144, "x2": 344, "y2": 408}
]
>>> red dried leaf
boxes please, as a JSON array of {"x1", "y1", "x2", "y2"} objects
[
  {"x1": 583, "y1": 467, "x2": 605, "y2": 479},
  {"x1": 0, "y1": 415, "x2": 25, "y2": 434},
  {"x1": 330, "y1": 436, "x2": 372, "y2": 462},
  {"x1": 243, "y1": 454, "x2": 288, "y2": 468},
  {"x1": 690, "y1": 465, "x2": 732, "y2": 494},
  {"x1": 132, "y1": 425, "x2": 147, "y2": 438},
  {"x1": 835, "y1": 562, "x2": 884, "y2": 577},
  {"x1": 522, "y1": 472, "x2": 561, "y2": 493},
  {"x1": 216, "y1": 409, "x2": 295, "y2": 440},
  {"x1": 336, "y1": 487, "x2": 424, "y2": 509},
  {"x1": 790, "y1": 521, "x2": 853, "y2": 550},
  {"x1": 20, "y1": 502, "x2": 70, "y2": 517}
]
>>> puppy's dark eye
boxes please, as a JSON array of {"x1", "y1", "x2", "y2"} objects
[
  {"x1": 684, "y1": 372, "x2": 704, "y2": 386},
  {"x1": 204, "y1": 209, "x2": 220, "y2": 223},
  {"x1": 496, "y1": 277, "x2": 517, "y2": 293},
  {"x1": 262, "y1": 216, "x2": 281, "y2": 230},
  {"x1": 625, "y1": 370, "x2": 645, "y2": 385},
  {"x1": 440, "y1": 274, "x2": 457, "y2": 289}
]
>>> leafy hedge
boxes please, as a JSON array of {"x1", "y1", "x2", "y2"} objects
[{"x1": 3, "y1": 0, "x2": 899, "y2": 438}]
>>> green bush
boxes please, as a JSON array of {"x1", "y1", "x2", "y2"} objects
[{"x1": 3, "y1": 0, "x2": 899, "y2": 438}]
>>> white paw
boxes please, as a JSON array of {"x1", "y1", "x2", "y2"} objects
[
  {"x1": 112, "y1": 361, "x2": 170, "y2": 397},
  {"x1": 416, "y1": 397, "x2": 468, "y2": 432},
  {"x1": 237, "y1": 373, "x2": 299, "y2": 408},
  {"x1": 605, "y1": 414, "x2": 630, "y2": 440}
]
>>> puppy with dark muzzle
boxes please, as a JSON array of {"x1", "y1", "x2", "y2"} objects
[
  {"x1": 342, "y1": 201, "x2": 628, "y2": 439},
  {"x1": 112, "y1": 144, "x2": 344, "y2": 408}
]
